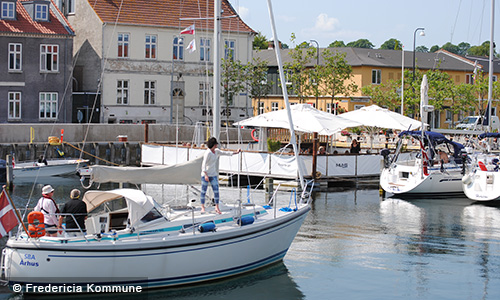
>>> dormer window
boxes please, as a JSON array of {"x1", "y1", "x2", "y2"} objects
[
  {"x1": 1, "y1": 1, "x2": 16, "y2": 19},
  {"x1": 35, "y1": 3, "x2": 48, "y2": 21}
]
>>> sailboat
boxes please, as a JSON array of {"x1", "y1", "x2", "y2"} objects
[
  {"x1": 461, "y1": 0, "x2": 499, "y2": 202},
  {"x1": 0, "y1": 0, "x2": 311, "y2": 293}
]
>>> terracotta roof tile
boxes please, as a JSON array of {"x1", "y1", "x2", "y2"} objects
[
  {"x1": 0, "y1": 0, "x2": 73, "y2": 36},
  {"x1": 89, "y1": 0, "x2": 255, "y2": 34}
]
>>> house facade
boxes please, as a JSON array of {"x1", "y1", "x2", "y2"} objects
[
  {"x1": 58, "y1": 0, "x2": 255, "y2": 126},
  {"x1": 254, "y1": 47, "x2": 500, "y2": 129},
  {"x1": 0, "y1": 0, "x2": 74, "y2": 123}
]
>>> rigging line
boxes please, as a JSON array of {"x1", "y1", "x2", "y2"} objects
[
  {"x1": 82, "y1": 0, "x2": 125, "y2": 154},
  {"x1": 450, "y1": 0, "x2": 462, "y2": 43}
]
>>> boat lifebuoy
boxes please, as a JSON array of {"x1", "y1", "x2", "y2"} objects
[
  {"x1": 27, "y1": 211, "x2": 45, "y2": 238},
  {"x1": 251, "y1": 129, "x2": 259, "y2": 142}
]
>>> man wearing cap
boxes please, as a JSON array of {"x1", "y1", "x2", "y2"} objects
[
  {"x1": 58, "y1": 189, "x2": 87, "y2": 235},
  {"x1": 34, "y1": 185, "x2": 60, "y2": 237}
]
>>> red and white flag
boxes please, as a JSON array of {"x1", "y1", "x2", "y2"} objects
[
  {"x1": 180, "y1": 24, "x2": 195, "y2": 35},
  {"x1": 0, "y1": 190, "x2": 19, "y2": 237},
  {"x1": 186, "y1": 39, "x2": 196, "y2": 53}
]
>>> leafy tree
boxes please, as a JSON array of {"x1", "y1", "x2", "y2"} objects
[
  {"x1": 447, "y1": 83, "x2": 476, "y2": 127},
  {"x1": 253, "y1": 32, "x2": 268, "y2": 50},
  {"x1": 246, "y1": 57, "x2": 272, "y2": 115},
  {"x1": 318, "y1": 49, "x2": 358, "y2": 113},
  {"x1": 379, "y1": 38, "x2": 402, "y2": 50},
  {"x1": 468, "y1": 41, "x2": 493, "y2": 57},
  {"x1": 329, "y1": 40, "x2": 346, "y2": 48},
  {"x1": 221, "y1": 53, "x2": 246, "y2": 124},
  {"x1": 457, "y1": 42, "x2": 471, "y2": 56},
  {"x1": 296, "y1": 41, "x2": 311, "y2": 49},
  {"x1": 415, "y1": 46, "x2": 429, "y2": 53},
  {"x1": 361, "y1": 80, "x2": 400, "y2": 110},
  {"x1": 283, "y1": 34, "x2": 316, "y2": 103},
  {"x1": 441, "y1": 42, "x2": 460, "y2": 54},
  {"x1": 429, "y1": 45, "x2": 440, "y2": 53},
  {"x1": 346, "y1": 39, "x2": 374, "y2": 49}
]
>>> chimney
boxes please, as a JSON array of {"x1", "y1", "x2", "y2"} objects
[{"x1": 268, "y1": 40, "x2": 282, "y2": 49}]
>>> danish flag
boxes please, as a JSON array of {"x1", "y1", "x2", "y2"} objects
[{"x1": 0, "y1": 190, "x2": 19, "y2": 238}]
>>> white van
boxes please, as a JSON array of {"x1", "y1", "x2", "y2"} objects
[{"x1": 456, "y1": 116, "x2": 500, "y2": 131}]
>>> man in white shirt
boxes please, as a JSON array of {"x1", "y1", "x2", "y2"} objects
[
  {"x1": 34, "y1": 185, "x2": 60, "y2": 237},
  {"x1": 201, "y1": 137, "x2": 241, "y2": 213}
]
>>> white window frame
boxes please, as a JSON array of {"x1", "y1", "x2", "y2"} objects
[
  {"x1": 224, "y1": 39, "x2": 235, "y2": 60},
  {"x1": 371, "y1": 69, "x2": 381, "y2": 84},
  {"x1": 144, "y1": 80, "x2": 156, "y2": 105},
  {"x1": 465, "y1": 74, "x2": 474, "y2": 84},
  {"x1": 8, "y1": 43, "x2": 22, "y2": 71},
  {"x1": 200, "y1": 38, "x2": 211, "y2": 61},
  {"x1": 258, "y1": 102, "x2": 265, "y2": 114},
  {"x1": 173, "y1": 37, "x2": 184, "y2": 61},
  {"x1": 8, "y1": 91, "x2": 21, "y2": 120},
  {"x1": 39, "y1": 92, "x2": 58, "y2": 120},
  {"x1": 35, "y1": 3, "x2": 48, "y2": 21},
  {"x1": 271, "y1": 102, "x2": 279, "y2": 111},
  {"x1": 1, "y1": 1, "x2": 15, "y2": 19},
  {"x1": 199, "y1": 81, "x2": 210, "y2": 105},
  {"x1": 67, "y1": 0, "x2": 75, "y2": 14},
  {"x1": 40, "y1": 44, "x2": 58, "y2": 72},
  {"x1": 118, "y1": 33, "x2": 129, "y2": 58},
  {"x1": 145, "y1": 35, "x2": 157, "y2": 59},
  {"x1": 117, "y1": 80, "x2": 129, "y2": 105}
]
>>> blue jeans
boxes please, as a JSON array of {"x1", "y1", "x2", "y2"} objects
[{"x1": 201, "y1": 176, "x2": 219, "y2": 204}]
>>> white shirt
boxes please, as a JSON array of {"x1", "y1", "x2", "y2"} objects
[
  {"x1": 34, "y1": 196, "x2": 58, "y2": 226},
  {"x1": 201, "y1": 148, "x2": 234, "y2": 177}
]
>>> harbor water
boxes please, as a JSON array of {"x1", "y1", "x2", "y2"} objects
[{"x1": 1, "y1": 177, "x2": 500, "y2": 300}]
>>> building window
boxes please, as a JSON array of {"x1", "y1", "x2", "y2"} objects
[
  {"x1": 493, "y1": 75, "x2": 498, "y2": 82},
  {"x1": 258, "y1": 102, "x2": 265, "y2": 114},
  {"x1": 8, "y1": 92, "x2": 21, "y2": 119},
  {"x1": 173, "y1": 37, "x2": 184, "y2": 61},
  {"x1": 8, "y1": 43, "x2": 22, "y2": 71},
  {"x1": 200, "y1": 38, "x2": 210, "y2": 61},
  {"x1": 199, "y1": 81, "x2": 210, "y2": 105},
  {"x1": 39, "y1": 92, "x2": 57, "y2": 120},
  {"x1": 35, "y1": 3, "x2": 48, "y2": 21},
  {"x1": 465, "y1": 74, "x2": 474, "y2": 84},
  {"x1": 145, "y1": 35, "x2": 157, "y2": 59},
  {"x1": 1, "y1": 1, "x2": 15, "y2": 19},
  {"x1": 40, "y1": 44, "x2": 58, "y2": 72},
  {"x1": 117, "y1": 80, "x2": 129, "y2": 104},
  {"x1": 67, "y1": 0, "x2": 74, "y2": 14},
  {"x1": 371, "y1": 69, "x2": 381, "y2": 84},
  {"x1": 118, "y1": 33, "x2": 129, "y2": 58},
  {"x1": 144, "y1": 81, "x2": 156, "y2": 105},
  {"x1": 224, "y1": 39, "x2": 235, "y2": 60},
  {"x1": 271, "y1": 102, "x2": 279, "y2": 111}
]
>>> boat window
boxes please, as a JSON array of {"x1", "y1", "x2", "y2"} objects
[
  {"x1": 90, "y1": 197, "x2": 127, "y2": 215},
  {"x1": 140, "y1": 207, "x2": 163, "y2": 223}
]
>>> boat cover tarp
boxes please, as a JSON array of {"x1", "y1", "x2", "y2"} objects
[
  {"x1": 399, "y1": 131, "x2": 465, "y2": 159},
  {"x1": 478, "y1": 132, "x2": 500, "y2": 139},
  {"x1": 90, "y1": 155, "x2": 203, "y2": 184},
  {"x1": 83, "y1": 189, "x2": 158, "y2": 228}
]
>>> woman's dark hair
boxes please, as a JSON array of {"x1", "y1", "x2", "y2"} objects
[{"x1": 207, "y1": 137, "x2": 218, "y2": 148}]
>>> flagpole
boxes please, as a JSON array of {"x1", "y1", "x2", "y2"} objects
[{"x1": 1, "y1": 187, "x2": 29, "y2": 237}]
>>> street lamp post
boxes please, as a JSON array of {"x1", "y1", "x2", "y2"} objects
[
  {"x1": 412, "y1": 28, "x2": 425, "y2": 83},
  {"x1": 310, "y1": 40, "x2": 320, "y2": 108}
]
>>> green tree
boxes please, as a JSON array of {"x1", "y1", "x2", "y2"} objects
[
  {"x1": 319, "y1": 49, "x2": 358, "y2": 112},
  {"x1": 429, "y1": 45, "x2": 440, "y2": 53},
  {"x1": 441, "y1": 42, "x2": 460, "y2": 54},
  {"x1": 253, "y1": 32, "x2": 268, "y2": 50},
  {"x1": 283, "y1": 34, "x2": 315, "y2": 103},
  {"x1": 346, "y1": 39, "x2": 374, "y2": 49},
  {"x1": 328, "y1": 40, "x2": 346, "y2": 48},
  {"x1": 457, "y1": 42, "x2": 471, "y2": 56},
  {"x1": 415, "y1": 45, "x2": 429, "y2": 53},
  {"x1": 468, "y1": 41, "x2": 494, "y2": 57},
  {"x1": 379, "y1": 38, "x2": 402, "y2": 50},
  {"x1": 221, "y1": 53, "x2": 246, "y2": 124},
  {"x1": 296, "y1": 41, "x2": 310, "y2": 49},
  {"x1": 447, "y1": 83, "x2": 476, "y2": 127},
  {"x1": 246, "y1": 57, "x2": 272, "y2": 115},
  {"x1": 361, "y1": 80, "x2": 400, "y2": 110}
]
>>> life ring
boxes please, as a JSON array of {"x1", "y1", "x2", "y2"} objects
[
  {"x1": 251, "y1": 129, "x2": 259, "y2": 142},
  {"x1": 27, "y1": 211, "x2": 45, "y2": 238}
]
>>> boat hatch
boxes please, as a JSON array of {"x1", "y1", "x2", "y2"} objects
[{"x1": 400, "y1": 172, "x2": 409, "y2": 179}]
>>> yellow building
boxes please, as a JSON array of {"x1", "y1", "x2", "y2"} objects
[{"x1": 253, "y1": 47, "x2": 499, "y2": 129}]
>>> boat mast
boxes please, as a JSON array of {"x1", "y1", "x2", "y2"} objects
[
  {"x1": 266, "y1": 0, "x2": 305, "y2": 190},
  {"x1": 486, "y1": 0, "x2": 495, "y2": 132},
  {"x1": 213, "y1": 0, "x2": 221, "y2": 140}
]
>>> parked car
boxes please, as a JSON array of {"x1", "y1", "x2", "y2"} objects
[{"x1": 456, "y1": 116, "x2": 500, "y2": 131}]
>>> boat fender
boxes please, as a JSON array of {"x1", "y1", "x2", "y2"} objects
[
  {"x1": 237, "y1": 216, "x2": 254, "y2": 226},
  {"x1": 27, "y1": 211, "x2": 45, "y2": 238},
  {"x1": 251, "y1": 129, "x2": 259, "y2": 142},
  {"x1": 423, "y1": 160, "x2": 429, "y2": 176},
  {"x1": 462, "y1": 174, "x2": 472, "y2": 185},
  {"x1": 478, "y1": 161, "x2": 488, "y2": 171},
  {"x1": 198, "y1": 222, "x2": 216, "y2": 233}
]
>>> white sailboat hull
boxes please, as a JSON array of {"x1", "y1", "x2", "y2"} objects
[
  {"x1": 463, "y1": 170, "x2": 500, "y2": 201},
  {"x1": 2, "y1": 204, "x2": 309, "y2": 290},
  {"x1": 13, "y1": 159, "x2": 88, "y2": 179},
  {"x1": 380, "y1": 159, "x2": 464, "y2": 197}
]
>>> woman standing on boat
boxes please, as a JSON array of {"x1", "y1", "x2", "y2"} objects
[{"x1": 201, "y1": 137, "x2": 241, "y2": 214}]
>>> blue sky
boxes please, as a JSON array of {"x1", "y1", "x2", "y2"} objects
[{"x1": 228, "y1": 0, "x2": 500, "y2": 50}]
